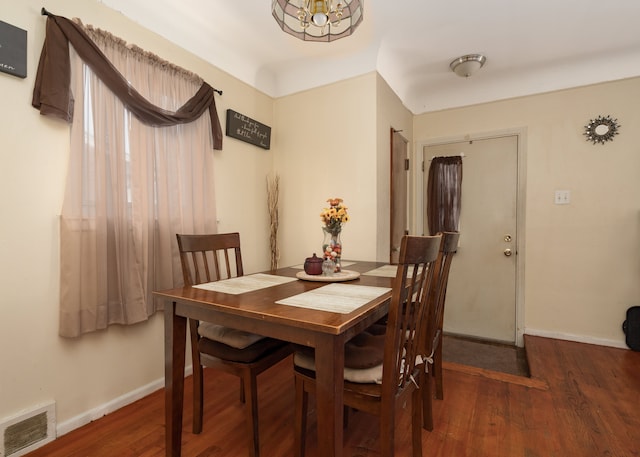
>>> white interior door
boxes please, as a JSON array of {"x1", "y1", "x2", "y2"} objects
[{"x1": 423, "y1": 135, "x2": 518, "y2": 343}]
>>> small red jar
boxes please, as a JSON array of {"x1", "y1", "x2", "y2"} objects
[{"x1": 303, "y1": 253, "x2": 323, "y2": 275}]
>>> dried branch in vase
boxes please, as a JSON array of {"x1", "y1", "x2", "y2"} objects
[{"x1": 267, "y1": 174, "x2": 280, "y2": 270}]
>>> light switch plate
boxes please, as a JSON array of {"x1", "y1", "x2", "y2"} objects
[{"x1": 554, "y1": 190, "x2": 571, "y2": 205}]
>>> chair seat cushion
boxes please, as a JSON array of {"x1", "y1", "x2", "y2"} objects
[
  {"x1": 344, "y1": 331, "x2": 386, "y2": 368},
  {"x1": 293, "y1": 330, "x2": 386, "y2": 384},
  {"x1": 198, "y1": 322, "x2": 265, "y2": 349},
  {"x1": 294, "y1": 330, "x2": 385, "y2": 370},
  {"x1": 294, "y1": 351, "x2": 383, "y2": 385},
  {"x1": 199, "y1": 334, "x2": 288, "y2": 364}
]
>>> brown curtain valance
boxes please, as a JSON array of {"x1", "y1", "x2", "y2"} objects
[{"x1": 32, "y1": 13, "x2": 223, "y2": 149}]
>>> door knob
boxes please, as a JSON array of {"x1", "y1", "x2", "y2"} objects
[{"x1": 504, "y1": 248, "x2": 512, "y2": 257}]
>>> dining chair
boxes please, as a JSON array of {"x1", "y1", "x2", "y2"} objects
[
  {"x1": 293, "y1": 234, "x2": 442, "y2": 457},
  {"x1": 176, "y1": 232, "x2": 293, "y2": 457},
  {"x1": 421, "y1": 231, "x2": 460, "y2": 431}
]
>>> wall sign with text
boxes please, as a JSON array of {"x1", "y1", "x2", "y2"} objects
[
  {"x1": 0, "y1": 20, "x2": 27, "y2": 78},
  {"x1": 225, "y1": 109, "x2": 271, "y2": 150}
]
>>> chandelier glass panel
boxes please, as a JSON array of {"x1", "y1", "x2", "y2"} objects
[{"x1": 272, "y1": 0, "x2": 363, "y2": 42}]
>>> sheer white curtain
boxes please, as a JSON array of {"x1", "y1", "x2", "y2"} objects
[{"x1": 60, "y1": 26, "x2": 216, "y2": 337}]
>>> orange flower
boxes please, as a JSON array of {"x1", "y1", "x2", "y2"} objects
[{"x1": 320, "y1": 198, "x2": 349, "y2": 235}]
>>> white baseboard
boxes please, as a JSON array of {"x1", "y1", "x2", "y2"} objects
[
  {"x1": 56, "y1": 365, "x2": 193, "y2": 437},
  {"x1": 524, "y1": 328, "x2": 628, "y2": 349}
]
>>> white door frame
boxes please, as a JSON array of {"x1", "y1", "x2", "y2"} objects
[{"x1": 412, "y1": 128, "x2": 527, "y2": 347}]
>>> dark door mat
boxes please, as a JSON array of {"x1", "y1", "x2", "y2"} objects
[{"x1": 442, "y1": 334, "x2": 530, "y2": 378}]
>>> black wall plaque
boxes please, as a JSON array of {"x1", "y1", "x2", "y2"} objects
[
  {"x1": 0, "y1": 20, "x2": 27, "y2": 78},
  {"x1": 225, "y1": 109, "x2": 271, "y2": 150}
]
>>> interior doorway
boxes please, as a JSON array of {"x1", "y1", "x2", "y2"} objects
[
  {"x1": 390, "y1": 128, "x2": 408, "y2": 264},
  {"x1": 422, "y1": 135, "x2": 521, "y2": 344}
]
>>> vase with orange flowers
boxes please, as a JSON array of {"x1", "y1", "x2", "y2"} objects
[{"x1": 320, "y1": 198, "x2": 349, "y2": 273}]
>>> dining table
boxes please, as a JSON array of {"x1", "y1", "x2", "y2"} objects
[{"x1": 154, "y1": 260, "x2": 399, "y2": 457}]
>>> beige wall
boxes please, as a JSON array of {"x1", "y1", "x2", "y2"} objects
[
  {"x1": 1, "y1": 0, "x2": 274, "y2": 433},
  {"x1": 414, "y1": 78, "x2": 640, "y2": 346},
  {"x1": 274, "y1": 74, "x2": 378, "y2": 266}
]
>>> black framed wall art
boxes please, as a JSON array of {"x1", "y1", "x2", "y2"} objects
[{"x1": 0, "y1": 20, "x2": 27, "y2": 78}]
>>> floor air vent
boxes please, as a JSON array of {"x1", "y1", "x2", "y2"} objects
[{"x1": 1, "y1": 402, "x2": 55, "y2": 457}]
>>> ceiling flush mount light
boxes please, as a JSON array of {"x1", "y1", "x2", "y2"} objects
[
  {"x1": 272, "y1": 0, "x2": 363, "y2": 42},
  {"x1": 450, "y1": 54, "x2": 487, "y2": 77},
  {"x1": 584, "y1": 115, "x2": 620, "y2": 145}
]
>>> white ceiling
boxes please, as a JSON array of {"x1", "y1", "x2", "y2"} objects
[{"x1": 98, "y1": 0, "x2": 640, "y2": 114}]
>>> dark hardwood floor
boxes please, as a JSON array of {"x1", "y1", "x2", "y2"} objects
[{"x1": 25, "y1": 335, "x2": 640, "y2": 457}]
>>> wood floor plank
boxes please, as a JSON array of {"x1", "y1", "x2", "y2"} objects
[
  {"x1": 24, "y1": 336, "x2": 640, "y2": 457},
  {"x1": 442, "y1": 361, "x2": 548, "y2": 390}
]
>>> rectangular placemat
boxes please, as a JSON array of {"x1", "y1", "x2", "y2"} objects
[
  {"x1": 363, "y1": 264, "x2": 421, "y2": 278},
  {"x1": 193, "y1": 273, "x2": 297, "y2": 295},
  {"x1": 276, "y1": 283, "x2": 392, "y2": 313},
  {"x1": 363, "y1": 264, "x2": 398, "y2": 277}
]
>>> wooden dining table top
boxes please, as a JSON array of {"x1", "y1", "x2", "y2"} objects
[{"x1": 154, "y1": 260, "x2": 395, "y2": 339}]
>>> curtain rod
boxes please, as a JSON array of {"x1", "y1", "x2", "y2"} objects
[{"x1": 40, "y1": 7, "x2": 223, "y2": 96}]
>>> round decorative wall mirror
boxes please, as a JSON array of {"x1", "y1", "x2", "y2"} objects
[{"x1": 584, "y1": 115, "x2": 620, "y2": 145}]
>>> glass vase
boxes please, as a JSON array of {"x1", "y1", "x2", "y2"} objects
[{"x1": 322, "y1": 228, "x2": 342, "y2": 273}]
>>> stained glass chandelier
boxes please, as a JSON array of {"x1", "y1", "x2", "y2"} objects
[{"x1": 272, "y1": 0, "x2": 364, "y2": 42}]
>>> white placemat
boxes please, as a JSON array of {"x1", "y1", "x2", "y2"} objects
[
  {"x1": 276, "y1": 283, "x2": 392, "y2": 314},
  {"x1": 363, "y1": 264, "x2": 398, "y2": 277},
  {"x1": 193, "y1": 273, "x2": 297, "y2": 295},
  {"x1": 363, "y1": 264, "x2": 421, "y2": 278}
]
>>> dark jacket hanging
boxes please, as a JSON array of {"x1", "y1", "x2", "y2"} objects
[{"x1": 426, "y1": 156, "x2": 463, "y2": 235}]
